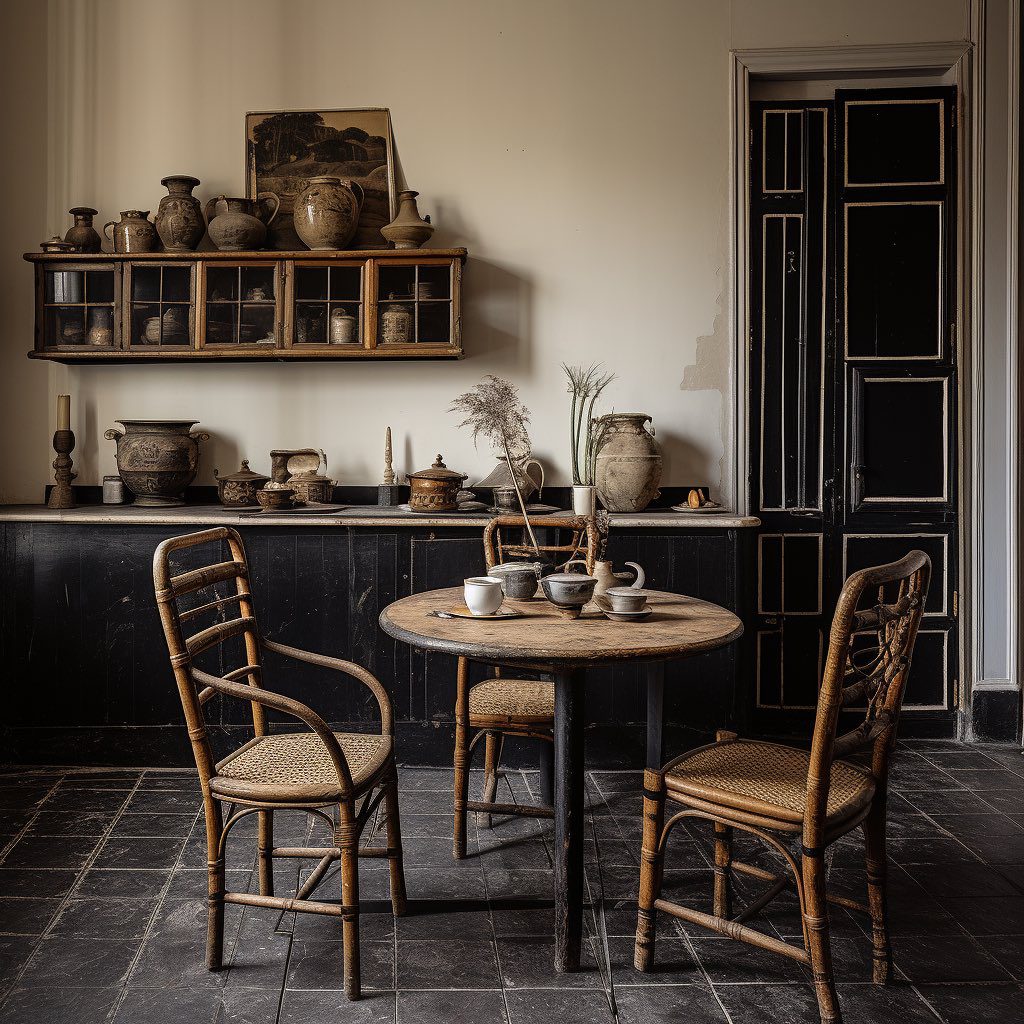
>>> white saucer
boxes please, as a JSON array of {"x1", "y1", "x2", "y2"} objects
[{"x1": 602, "y1": 607, "x2": 653, "y2": 622}]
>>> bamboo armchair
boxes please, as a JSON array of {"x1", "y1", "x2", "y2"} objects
[
  {"x1": 452, "y1": 514, "x2": 598, "y2": 857},
  {"x1": 153, "y1": 527, "x2": 406, "y2": 1001},
  {"x1": 635, "y1": 552, "x2": 930, "y2": 1024}
]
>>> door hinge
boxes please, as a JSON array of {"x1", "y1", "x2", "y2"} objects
[{"x1": 952, "y1": 590, "x2": 958, "y2": 618}]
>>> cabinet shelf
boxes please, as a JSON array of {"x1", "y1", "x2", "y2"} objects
[{"x1": 25, "y1": 249, "x2": 466, "y2": 362}]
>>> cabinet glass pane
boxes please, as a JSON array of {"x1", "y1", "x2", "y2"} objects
[
  {"x1": 379, "y1": 265, "x2": 415, "y2": 300},
  {"x1": 45, "y1": 270, "x2": 84, "y2": 304},
  {"x1": 207, "y1": 267, "x2": 238, "y2": 302},
  {"x1": 162, "y1": 266, "x2": 192, "y2": 302},
  {"x1": 295, "y1": 304, "x2": 327, "y2": 345},
  {"x1": 418, "y1": 302, "x2": 451, "y2": 344},
  {"x1": 329, "y1": 266, "x2": 361, "y2": 301},
  {"x1": 241, "y1": 303, "x2": 276, "y2": 345},
  {"x1": 417, "y1": 265, "x2": 450, "y2": 300},
  {"x1": 296, "y1": 266, "x2": 328, "y2": 301},
  {"x1": 206, "y1": 305, "x2": 238, "y2": 345},
  {"x1": 132, "y1": 267, "x2": 161, "y2": 302},
  {"x1": 85, "y1": 270, "x2": 114, "y2": 304},
  {"x1": 240, "y1": 266, "x2": 275, "y2": 302},
  {"x1": 46, "y1": 306, "x2": 85, "y2": 346}
]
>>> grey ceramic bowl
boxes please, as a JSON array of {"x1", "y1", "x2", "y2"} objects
[
  {"x1": 541, "y1": 572, "x2": 597, "y2": 618},
  {"x1": 488, "y1": 562, "x2": 540, "y2": 600},
  {"x1": 605, "y1": 586, "x2": 650, "y2": 613}
]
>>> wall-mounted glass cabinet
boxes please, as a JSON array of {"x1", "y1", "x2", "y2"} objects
[{"x1": 26, "y1": 249, "x2": 465, "y2": 361}]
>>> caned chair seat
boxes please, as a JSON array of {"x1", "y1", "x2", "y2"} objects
[
  {"x1": 468, "y1": 677, "x2": 555, "y2": 726},
  {"x1": 665, "y1": 739, "x2": 876, "y2": 829},
  {"x1": 211, "y1": 732, "x2": 392, "y2": 804}
]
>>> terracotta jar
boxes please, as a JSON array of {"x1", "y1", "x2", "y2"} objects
[
  {"x1": 104, "y1": 419, "x2": 210, "y2": 506},
  {"x1": 205, "y1": 193, "x2": 280, "y2": 251},
  {"x1": 155, "y1": 175, "x2": 205, "y2": 252},
  {"x1": 64, "y1": 207, "x2": 101, "y2": 253},
  {"x1": 292, "y1": 176, "x2": 364, "y2": 250},
  {"x1": 214, "y1": 460, "x2": 270, "y2": 507},
  {"x1": 406, "y1": 454, "x2": 466, "y2": 512},
  {"x1": 103, "y1": 211, "x2": 159, "y2": 253},
  {"x1": 381, "y1": 190, "x2": 434, "y2": 249},
  {"x1": 594, "y1": 413, "x2": 663, "y2": 512}
]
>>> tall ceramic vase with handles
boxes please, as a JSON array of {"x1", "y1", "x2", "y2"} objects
[{"x1": 594, "y1": 413, "x2": 663, "y2": 512}]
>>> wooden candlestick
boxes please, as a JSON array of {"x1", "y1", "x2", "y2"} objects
[{"x1": 48, "y1": 428, "x2": 77, "y2": 509}]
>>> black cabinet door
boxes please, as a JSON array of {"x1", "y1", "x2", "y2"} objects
[{"x1": 749, "y1": 87, "x2": 958, "y2": 734}]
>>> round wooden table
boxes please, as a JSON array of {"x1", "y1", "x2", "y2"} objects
[{"x1": 379, "y1": 587, "x2": 743, "y2": 974}]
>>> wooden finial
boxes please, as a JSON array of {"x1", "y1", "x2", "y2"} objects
[{"x1": 383, "y1": 426, "x2": 394, "y2": 485}]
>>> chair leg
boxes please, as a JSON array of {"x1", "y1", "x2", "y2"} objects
[
  {"x1": 864, "y1": 799, "x2": 892, "y2": 985},
  {"x1": 634, "y1": 768, "x2": 666, "y2": 972},
  {"x1": 340, "y1": 840, "x2": 361, "y2": 1000},
  {"x1": 383, "y1": 774, "x2": 408, "y2": 917},
  {"x1": 477, "y1": 731, "x2": 503, "y2": 829},
  {"x1": 802, "y1": 851, "x2": 842, "y2": 1024},
  {"x1": 712, "y1": 822, "x2": 733, "y2": 918},
  {"x1": 257, "y1": 809, "x2": 274, "y2": 897},
  {"x1": 453, "y1": 659, "x2": 470, "y2": 859},
  {"x1": 204, "y1": 799, "x2": 225, "y2": 971}
]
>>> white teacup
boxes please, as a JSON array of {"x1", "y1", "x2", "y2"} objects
[
  {"x1": 464, "y1": 576, "x2": 504, "y2": 615},
  {"x1": 605, "y1": 586, "x2": 649, "y2": 613}
]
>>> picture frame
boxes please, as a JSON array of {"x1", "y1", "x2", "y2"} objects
[{"x1": 245, "y1": 107, "x2": 396, "y2": 250}]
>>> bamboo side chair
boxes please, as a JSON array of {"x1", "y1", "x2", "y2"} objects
[
  {"x1": 452, "y1": 514, "x2": 598, "y2": 858},
  {"x1": 153, "y1": 526, "x2": 407, "y2": 1001},
  {"x1": 634, "y1": 551, "x2": 930, "y2": 1024}
]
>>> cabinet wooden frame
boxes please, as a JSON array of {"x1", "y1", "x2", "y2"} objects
[{"x1": 24, "y1": 249, "x2": 467, "y2": 362}]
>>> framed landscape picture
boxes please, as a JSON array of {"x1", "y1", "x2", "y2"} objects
[{"x1": 246, "y1": 107, "x2": 396, "y2": 250}]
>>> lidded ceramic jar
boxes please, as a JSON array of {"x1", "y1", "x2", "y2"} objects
[
  {"x1": 594, "y1": 413, "x2": 663, "y2": 512},
  {"x1": 155, "y1": 175, "x2": 205, "y2": 252},
  {"x1": 380, "y1": 301, "x2": 413, "y2": 344},
  {"x1": 214, "y1": 460, "x2": 270, "y2": 507},
  {"x1": 406, "y1": 454, "x2": 466, "y2": 511},
  {"x1": 292, "y1": 176, "x2": 364, "y2": 250},
  {"x1": 64, "y1": 207, "x2": 101, "y2": 253},
  {"x1": 104, "y1": 419, "x2": 210, "y2": 506},
  {"x1": 103, "y1": 211, "x2": 159, "y2": 253},
  {"x1": 330, "y1": 307, "x2": 358, "y2": 344}
]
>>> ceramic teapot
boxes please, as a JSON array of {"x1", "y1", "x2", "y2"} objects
[
  {"x1": 593, "y1": 560, "x2": 645, "y2": 598},
  {"x1": 474, "y1": 457, "x2": 544, "y2": 503}
]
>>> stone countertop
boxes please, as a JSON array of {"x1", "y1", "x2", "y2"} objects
[{"x1": 0, "y1": 504, "x2": 760, "y2": 529}]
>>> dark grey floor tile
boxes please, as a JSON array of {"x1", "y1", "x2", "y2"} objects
[
  {"x1": 910, "y1": 862, "x2": 1019, "y2": 899},
  {"x1": 19, "y1": 935, "x2": 141, "y2": 987},
  {"x1": 940, "y1": 896, "x2": 1024, "y2": 935},
  {"x1": 976, "y1": 790, "x2": 1024, "y2": 815},
  {"x1": 491, "y1": 906, "x2": 557, "y2": 938},
  {"x1": 1, "y1": 835, "x2": 98, "y2": 871},
  {"x1": 285, "y1": 939, "x2": 394, "y2": 991},
  {"x1": 111, "y1": 986, "x2": 280, "y2": 1024},
  {"x1": 92, "y1": 836, "x2": 185, "y2": 871},
  {"x1": 24, "y1": 812, "x2": 116, "y2": 837},
  {"x1": 0, "y1": 986, "x2": 120, "y2": 1024},
  {"x1": 834, "y1": 982, "x2": 947, "y2": 1024},
  {"x1": 395, "y1": 768, "x2": 455, "y2": 793},
  {"x1": 222, "y1": 906, "x2": 293, "y2": 990},
  {"x1": 504, "y1": 988, "x2": 611, "y2": 1024},
  {"x1": 483, "y1": 868, "x2": 552, "y2": 901},
  {"x1": 398, "y1": 989, "x2": 508, "y2": 1024},
  {"x1": 164, "y1": 867, "x2": 251, "y2": 901},
  {"x1": 179, "y1": 832, "x2": 256, "y2": 871},
  {"x1": 690, "y1": 936, "x2": 808, "y2": 984},
  {"x1": 397, "y1": 937, "x2": 500, "y2": 989},
  {"x1": 128, "y1": 898, "x2": 242, "y2": 990},
  {"x1": 279, "y1": 989, "x2": 396, "y2": 1024},
  {"x1": 977, "y1": 934, "x2": 1024, "y2": 980},
  {"x1": 893, "y1": 933, "x2": 1014, "y2": 982},
  {"x1": 290, "y1": 909, "x2": 394, "y2": 944},
  {"x1": 0, "y1": 789, "x2": 53, "y2": 811},
  {"x1": 42, "y1": 790, "x2": 129, "y2": 814},
  {"x1": 602, "y1": 935, "x2": 701, "y2": 985},
  {"x1": 923, "y1": 751, "x2": 1005, "y2": 770},
  {"x1": 397, "y1": 791, "x2": 456, "y2": 816},
  {"x1": 399, "y1": 836, "x2": 469, "y2": 864},
  {"x1": 398, "y1": 814, "x2": 476, "y2": 841},
  {"x1": 918, "y1": 982, "x2": 1024, "y2": 1024},
  {"x1": 0, "y1": 869, "x2": 78, "y2": 899},
  {"x1": 997, "y1": 863, "x2": 1024, "y2": 893},
  {"x1": 711, "y1": 982, "x2": 820, "y2": 1023},
  {"x1": 123, "y1": 790, "x2": 199, "y2": 815},
  {"x1": 0, "y1": 935, "x2": 33, "y2": 982},
  {"x1": 889, "y1": 836, "x2": 983, "y2": 865},
  {"x1": 964, "y1": 832, "x2": 1024, "y2": 864},
  {"x1": 947, "y1": 769, "x2": 1021, "y2": 791},
  {"x1": 0, "y1": 897, "x2": 61, "y2": 934},
  {"x1": 496, "y1": 936, "x2": 600, "y2": 988},
  {"x1": 906, "y1": 790, "x2": 1000, "y2": 815},
  {"x1": 928, "y1": 812, "x2": 1024, "y2": 837},
  {"x1": 475, "y1": 837, "x2": 552, "y2": 870},
  {"x1": 403, "y1": 864, "x2": 486, "y2": 901},
  {"x1": 616, "y1": 985, "x2": 727, "y2": 1024},
  {"x1": 49, "y1": 897, "x2": 154, "y2": 939},
  {"x1": 137, "y1": 773, "x2": 201, "y2": 791},
  {"x1": 73, "y1": 868, "x2": 170, "y2": 900},
  {"x1": 109, "y1": 812, "x2": 197, "y2": 838},
  {"x1": 396, "y1": 907, "x2": 492, "y2": 941}
]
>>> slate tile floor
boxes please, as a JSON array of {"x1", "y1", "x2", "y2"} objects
[{"x1": 0, "y1": 742, "x2": 1023, "y2": 1023}]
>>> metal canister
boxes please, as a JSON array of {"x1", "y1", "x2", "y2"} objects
[{"x1": 102, "y1": 475, "x2": 126, "y2": 504}]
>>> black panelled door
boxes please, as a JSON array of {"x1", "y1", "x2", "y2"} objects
[{"x1": 749, "y1": 87, "x2": 958, "y2": 733}]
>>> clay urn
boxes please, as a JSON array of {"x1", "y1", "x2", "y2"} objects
[{"x1": 292, "y1": 176, "x2": 364, "y2": 250}]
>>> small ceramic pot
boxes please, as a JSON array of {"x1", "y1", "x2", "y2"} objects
[
  {"x1": 487, "y1": 562, "x2": 542, "y2": 600},
  {"x1": 407, "y1": 454, "x2": 466, "y2": 512},
  {"x1": 289, "y1": 472, "x2": 335, "y2": 505},
  {"x1": 464, "y1": 577, "x2": 503, "y2": 616},
  {"x1": 492, "y1": 486, "x2": 518, "y2": 512},
  {"x1": 604, "y1": 587, "x2": 650, "y2": 613},
  {"x1": 256, "y1": 486, "x2": 295, "y2": 511},
  {"x1": 541, "y1": 568, "x2": 597, "y2": 618},
  {"x1": 214, "y1": 460, "x2": 270, "y2": 507},
  {"x1": 64, "y1": 207, "x2": 101, "y2": 253},
  {"x1": 330, "y1": 307, "x2": 358, "y2": 344}
]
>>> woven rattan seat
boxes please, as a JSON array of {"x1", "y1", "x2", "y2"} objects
[
  {"x1": 469, "y1": 677, "x2": 555, "y2": 725},
  {"x1": 212, "y1": 732, "x2": 392, "y2": 803},
  {"x1": 665, "y1": 739, "x2": 875, "y2": 827}
]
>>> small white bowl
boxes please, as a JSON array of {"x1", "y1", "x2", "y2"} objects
[
  {"x1": 464, "y1": 576, "x2": 504, "y2": 616},
  {"x1": 605, "y1": 586, "x2": 649, "y2": 613}
]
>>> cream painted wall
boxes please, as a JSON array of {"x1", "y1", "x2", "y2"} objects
[{"x1": 1, "y1": 0, "x2": 972, "y2": 505}]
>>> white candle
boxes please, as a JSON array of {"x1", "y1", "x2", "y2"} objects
[{"x1": 56, "y1": 394, "x2": 70, "y2": 431}]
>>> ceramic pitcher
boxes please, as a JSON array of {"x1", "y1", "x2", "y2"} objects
[{"x1": 593, "y1": 560, "x2": 645, "y2": 597}]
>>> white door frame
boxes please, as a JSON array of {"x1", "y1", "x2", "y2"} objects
[{"x1": 729, "y1": 40, "x2": 976, "y2": 725}]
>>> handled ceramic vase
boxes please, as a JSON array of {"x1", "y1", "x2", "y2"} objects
[{"x1": 104, "y1": 419, "x2": 210, "y2": 506}]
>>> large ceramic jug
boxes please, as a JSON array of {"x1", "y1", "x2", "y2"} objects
[
  {"x1": 104, "y1": 419, "x2": 210, "y2": 506},
  {"x1": 205, "y1": 193, "x2": 281, "y2": 251},
  {"x1": 155, "y1": 175, "x2": 205, "y2": 252},
  {"x1": 473, "y1": 457, "x2": 544, "y2": 502},
  {"x1": 292, "y1": 176, "x2": 364, "y2": 250},
  {"x1": 103, "y1": 210, "x2": 159, "y2": 253},
  {"x1": 594, "y1": 413, "x2": 663, "y2": 512}
]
